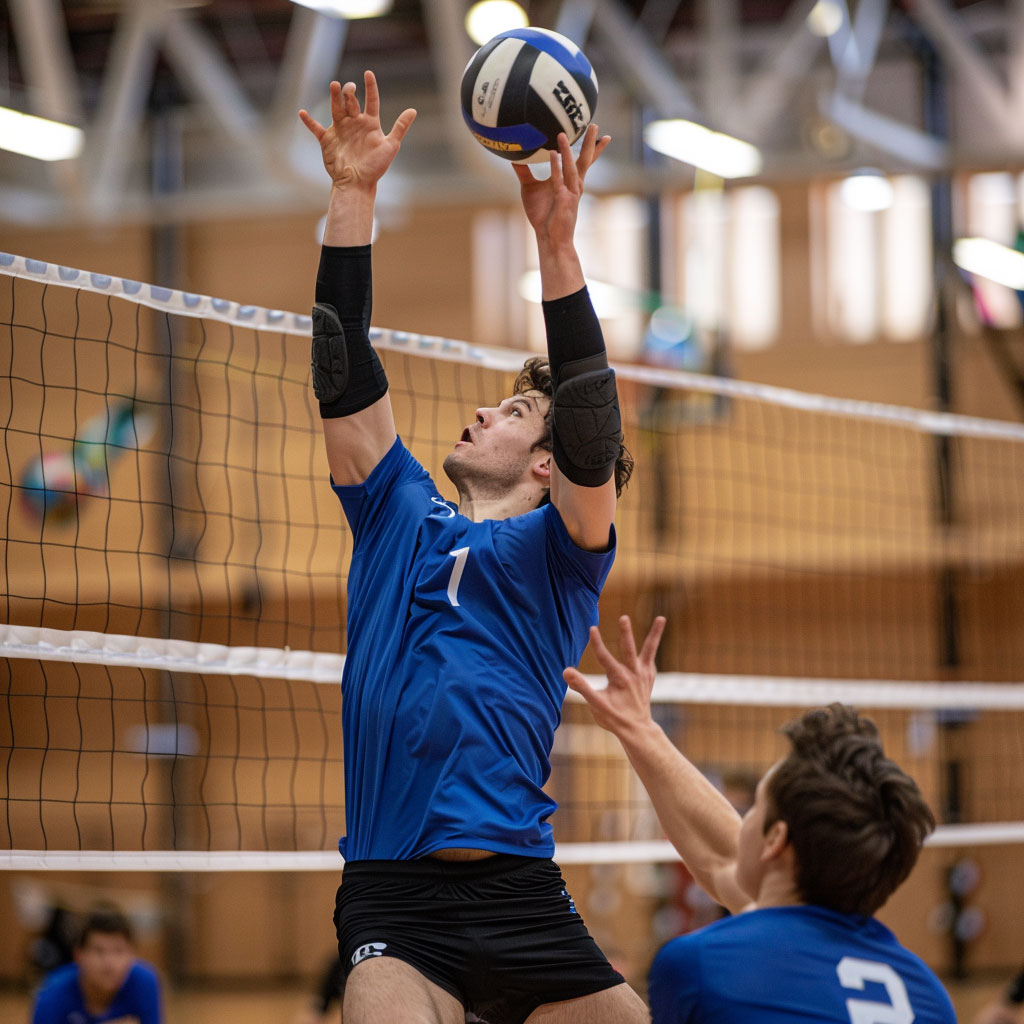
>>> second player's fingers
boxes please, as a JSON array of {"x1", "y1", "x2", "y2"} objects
[
  {"x1": 617, "y1": 615, "x2": 639, "y2": 665},
  {"x1": 639, "y1": 616, "x2": 668, "y2": 668},
  {"x1": 586, "y1": 623, "x2": 621, "y2": 676}
]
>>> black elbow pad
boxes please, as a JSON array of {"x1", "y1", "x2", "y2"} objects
[
  {"x1": 552, "y1": 366, "x2": 622, "y2": 487},
  {"x1": 311, "y1": 303, "x2": 388, "y2": 418}
]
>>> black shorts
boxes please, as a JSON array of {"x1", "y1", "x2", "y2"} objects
[{"x1": 334, "y1": 854, "x2": 624, "y2": 1024}]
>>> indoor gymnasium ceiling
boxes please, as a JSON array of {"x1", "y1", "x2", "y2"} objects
[{"x1": 0, "y1": 0, "x2": 1019, "y2": 224}]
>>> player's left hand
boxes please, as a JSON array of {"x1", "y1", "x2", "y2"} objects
[
  {"x1": 513, "y1": 125, "x2": 610, "y2": 247},
  {"x1": 564, "y1": 615, "x2": 666, "y2": 741}
]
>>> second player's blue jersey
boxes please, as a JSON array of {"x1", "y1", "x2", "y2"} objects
[
  {"x1": 649, "y1": 904, "x2": 956, "y2": 1024},
  {"x1": 333, "y1": 437, "x2": 615, "y2": 861}
]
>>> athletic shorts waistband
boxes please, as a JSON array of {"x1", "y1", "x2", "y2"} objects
[{"x1": 341, "y1": 853, "x2": 546, "y2": 881}]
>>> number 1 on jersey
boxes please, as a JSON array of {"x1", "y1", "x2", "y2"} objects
[{"x1": 447, "y1": 547, "x2": 470, "y2": 607}]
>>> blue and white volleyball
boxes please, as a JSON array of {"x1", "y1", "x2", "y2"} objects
[{"x1": 460, "y1": 27, "x2": 598, "y2": 163}]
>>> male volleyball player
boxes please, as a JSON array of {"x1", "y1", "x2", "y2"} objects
[
  {"x1": 298, "y1": 73, "x2": 643, "y2": 1024},
  {"x1": 566, "y1": 616, "x2": 957, "y2": 1024},
  {"x1": 30, "y1": 907, "x2": 163, "y2": 1024}
]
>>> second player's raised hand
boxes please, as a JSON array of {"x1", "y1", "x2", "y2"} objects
[{"x1": 564, "y1": 615, "x2": 666, "y2": 741}]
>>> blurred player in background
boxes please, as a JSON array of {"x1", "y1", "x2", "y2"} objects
[
  {"x1": 30, "y1": 906, "x2": 163, "y2": 1024},
  {"x1": 566, "y1": 616, "x2": 957, "y2": 1024},
  {"x1": 298, "y1": 71, "x2": 641, "y2": 1024},
  {"x1": 974, "y1": 966, "x2": 1024, "y2": 1024}
]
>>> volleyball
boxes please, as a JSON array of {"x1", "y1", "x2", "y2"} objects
[
  {"x1": 460, "y1": 27, "x2": 598, "y2": 163},
  {"x1": 20, "y1": 451, "x2": 87, "y2": 524}
]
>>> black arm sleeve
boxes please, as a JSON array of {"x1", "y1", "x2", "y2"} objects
[
  {"x1": 540, "y1": 285, "x2": 608, "y2": 385},
  {"x1": 316, "y1": 244, "x2": 373, "y2": 337},
  {"x1": 312, "y1": 244, "x2": 388, "y2": 419}
]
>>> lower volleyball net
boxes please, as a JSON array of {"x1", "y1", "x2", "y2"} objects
[{"x1": 2, "y1": 252, "x2": 1024, "y2": 872}]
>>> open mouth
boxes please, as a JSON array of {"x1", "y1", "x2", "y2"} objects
[{"x1": 458, "y1": 427, "x2": 473, "y2": 444}]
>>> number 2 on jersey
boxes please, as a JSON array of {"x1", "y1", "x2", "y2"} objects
[
  {"x1": 447, "y1": 547, "x2": 470, "y2": 607},
  {"x1": 836, "y1": 957, "x2": 914, "y2": 1024}
]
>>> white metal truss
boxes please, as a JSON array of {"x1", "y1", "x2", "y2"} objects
[{"x1": 1, "y1": 0, "x2": 1023, "y2": 225}]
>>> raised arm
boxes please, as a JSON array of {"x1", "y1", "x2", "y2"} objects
[
  {"x1": 512, "y1": 128, "x2": 622, "y2": 551},
  {"x1": 298, "y1": 72, "x2": 416, "y2": 484},
  {"x1": 564, "y1": 616, "x2": 752, "y2": 915}
]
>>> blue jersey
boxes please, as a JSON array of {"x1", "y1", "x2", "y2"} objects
[
  {"x1": 334, "y1": 437, "x2": 615, "y2": 861},
  {"x1": 649, "y1": 904, "x2": 955, "y2": 1024},
  {"x1": 32, "y1": 961, "x2": 162, "y2": 1024}
]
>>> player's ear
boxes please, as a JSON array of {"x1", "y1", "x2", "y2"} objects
[
  {"x1": 761, "y1": 818, "x2": 789, "y2": 862},
  {"x1": 532, "y1": 451, "x2": 551, "y2": 481}
]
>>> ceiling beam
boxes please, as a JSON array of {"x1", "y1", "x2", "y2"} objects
[
  {"x1": 822, "y1": 90, "x2": 948, "y2": 169},
  {"x1": 699, "y1": 0, "x2": 740, "y2": 122},
  {"x1": 6, "y1": 0, "x2": 82, "y2": 123},
  {"x1": 83, "y1": 2, "x2": 166, "y2": 218},
  {"x1": 268, "y1": 7, "x2": 348, "y2": 141},
  {"x1": 162, "y1": 9, "x2": 261, "y2": 145},
  {"x1": 908, "y1": 0, "x2": 1023, "y2": 146},
  {"x1": 728, "y1": 0, "x2": 822, "y2": 142},
  {"x1": 590, "y1": 0, "x2": 698, "y2": 119}
]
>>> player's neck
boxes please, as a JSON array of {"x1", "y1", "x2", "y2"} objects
[
  {"x1": 457, "y1": 483, "x2": 544, "y2": 521},
  {"x1": 752, "y1": 871, "x2": 803, "y2": 910},
  {"x1": 79, "y1": 978, "x2": 116, "y2": 1016}
]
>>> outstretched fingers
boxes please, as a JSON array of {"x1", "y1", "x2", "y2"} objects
[
  {"x1": 340, "y1": 80, "x2": 362, "y2": 120},
  {"x1": 555, "y1": 132, "x2": 577, "y2": 192},
  {"x1": 388, "y1": 106, "x2": 418, "y2": 144},
  {"x1": 298, "y1": 108, "x2": 324, "y2": 140},
  {"x1": 362, "y1": 70, "x2": 380, "y2": 120},
  {"x1": 638, "y1": 615, "x2": 667, "y2": 670},
  {"x1": 577, "y1": 124, "x2": 611, "y2": 182},
  {"x1": 511, "y1": 162, "x2": 536, "y2": 185}
]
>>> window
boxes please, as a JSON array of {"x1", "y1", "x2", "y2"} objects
[{"x1": 812, "y1": 174, "x2": 932, "y2": 343}]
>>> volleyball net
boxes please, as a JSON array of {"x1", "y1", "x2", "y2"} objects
[{"x1": 3, "y1": 252, "x2": 1024, "y2": 871}]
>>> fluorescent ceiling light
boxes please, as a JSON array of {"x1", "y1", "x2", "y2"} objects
[
  {"x1": 839, "y1": 170, "x2": 894, "y2": 212},
  {"x1": 644, "y1": 119, "x2": 763, "y2": 179},
  {"x1": 952, "y1": 237, "x2": 1024, "y2": 290},
  {"x1": 0, "y1": 106, "x2": 83, "y2": 162},
  {"x1": 806, "y1": 0, "x2": 845, "y2": 38},
  {"x1": 290, "y1": 0, "x2": 392, "y2": 19},
  {"x1": 518, "y1": 271, "x2": 633, "y2": 318},
  {"x1": 466, "y1": 0, "x2": 528, "y2": 45}
]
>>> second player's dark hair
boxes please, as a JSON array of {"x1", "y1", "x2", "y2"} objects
[{"x1": 765, "y1": 703, "x2": 935, "y2": 917}]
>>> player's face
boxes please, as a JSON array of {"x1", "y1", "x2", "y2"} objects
[
  {"x1": 735, "y1": 766, "x2": 776, "y2": 901},
  {"x1": 444, "y1": 390, "x2": 550, "y2": 490},
  {"x1": 76, "y1": 932, "x2": 135, "y2": 1000}
]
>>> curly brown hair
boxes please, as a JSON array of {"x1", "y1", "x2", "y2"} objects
[
  {"x1": 513, "y1": 356, "x2": 634, "y2": 498},
  {"x1": 765, "y1": 703, "x2": 936, "y2": 916}
]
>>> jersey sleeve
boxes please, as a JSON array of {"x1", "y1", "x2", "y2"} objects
[
  {"x1": 649, "y1": 936, "x2": 704, "y2": 1024},
  {"x1": 541, "y1": 501, "x2": 616, "y2": 593},
  {"x1": 331, "y1": 436, "x2": 435, "y2": 542},
  {"x1": 124, "y1": 961, "x2": 164, "y2": 1024}
]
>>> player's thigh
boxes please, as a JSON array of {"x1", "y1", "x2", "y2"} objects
[
  {"x1": 343, "y1": 955, "x2": 465, "y2": 1024},
  {"x1": 525, "y1": 981, "x2": 650, "y2": 1024}
]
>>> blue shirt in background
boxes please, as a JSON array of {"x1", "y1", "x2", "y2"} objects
[{"x1": 31, "y1": 961, "x2": 162, "y2": 1024}]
